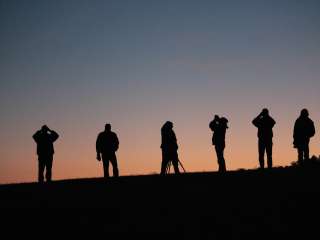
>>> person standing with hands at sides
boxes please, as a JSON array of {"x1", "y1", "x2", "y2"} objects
[
  {"x1": 96, "y1": 123, "x2": 119, "y2": 178},
  {"x1": 160, "y1": 121, "x2": 180, "y2": 175},
  {"x1": 209, "y1": 115, "x2": 229, "y2": 172},
  {"x1": 252, "y1": 108, "x2": 276, "y2": 169},
  {"x1": 293, "y1": 109, "x2": 315, "y2": 165},
  {"x1": 33, "y1": 125, "x2": 59, "y2": 183}
]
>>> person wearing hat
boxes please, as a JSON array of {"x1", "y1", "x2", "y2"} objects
[
  {"x1": 209, "y1": 115, "x2": 229, "y2": 172},
  {"x1": 293, "y1": 109, "x2": 315, "y2": 165},
  {"x1": 252, "y1": 108, "x2": 276, "y2": 169},
  {"x1": 32, "y1": 125, "x2": 59, "y2": 182},
  {"x1": 160, "y1": 121, "x2": 180, "y2": 175}
]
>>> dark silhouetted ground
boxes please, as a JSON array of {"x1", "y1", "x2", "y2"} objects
[{"x1": 1, "y1": 161, "x2": 320, "y2": 239}]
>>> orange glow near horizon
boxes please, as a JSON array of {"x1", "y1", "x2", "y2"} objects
[{"x1": 0, "y1": 106, "x2": 319, "y2": 184}]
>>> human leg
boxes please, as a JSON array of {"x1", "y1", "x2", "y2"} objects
[
  {"x1": 266, "y1": 141, "x2": 273, "y2": 169},
  {"x1": 102, "y1": 155, "x2": 110, "y2": 178},
  {"x1": 258, "y1": 140, "x2": 265, "y2": 169},
  {"x1": 297, "y1": 147, "x2": 304, "y2": 165},
  {"x1": 45, "y1": 155, "x2": 53, "y2": 182},
  {"x1": 109, "y1": 153, "x2": 119, "y2": 177},
  {"x1": 161, "y1": 150, "x2": 169, "y2": 175},
  {"x1": 215, "y1": 146, "x2": 226, "y2": 172},
  {"x1": 305, "y1": 144, "x2": 310, "y2": 162},
  {"x1": 172, "y1": 159, "x2": 180, "y2": 174},
  {"x1": 38, "y1": 157, "x2": 45, "y2": 183}
]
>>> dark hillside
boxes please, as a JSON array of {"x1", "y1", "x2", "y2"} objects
[{"x1": 1, "y1": 163, "x2": 320, "y2": 239}]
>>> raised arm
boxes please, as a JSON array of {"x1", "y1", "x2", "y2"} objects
[
  {"x1": 209, "y1": 119, "x2": 219, "y2": 132},
  {"x1": 252, "y1": 115, "x2": 261, "y2": 128},
  {"x1": 32, "y1": 130, "x2": 41, "y2": 143},
  {"x1": 50, "y1": 130, "x2": 59, "y2": 142}
]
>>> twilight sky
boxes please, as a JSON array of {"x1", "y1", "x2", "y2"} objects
[{"x1": 0, "y1": 0, "x2": 319, "y2": 184}]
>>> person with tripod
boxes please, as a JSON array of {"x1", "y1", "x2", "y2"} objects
[
  {"x1": 160, "y1": 121, "x2": 181, "y2": 175},
  {"x1": 209, "y1": 115, "x2": 229, "y2": 172}
]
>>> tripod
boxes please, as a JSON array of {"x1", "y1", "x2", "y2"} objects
[{"x1": 165, "y1": 158, "x2": 186, "y2": 174}]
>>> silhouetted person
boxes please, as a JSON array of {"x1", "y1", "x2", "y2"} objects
[
  {"x1": 293, "y1": 109, "x2": 315, "y2": 165},
  {"x1": 209, "y1": 115, "x2": 228, "y2": 172},
  {"x1": 96, "y1": 123, "x2": 119, "y2": 178},
  {"x1": 32, "y1": 125, "x2": 59, "y2": 183},
  {"x1": 252, "y1": 108, "x2": 276, "y2": 169},
  {"x1": 160, "y1": 121, "x2": 180, "y2": 175}
]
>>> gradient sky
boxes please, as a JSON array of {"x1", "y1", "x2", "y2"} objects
[{"x1": 0, "y1": 0, "x2": 319, "y2": 184}]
